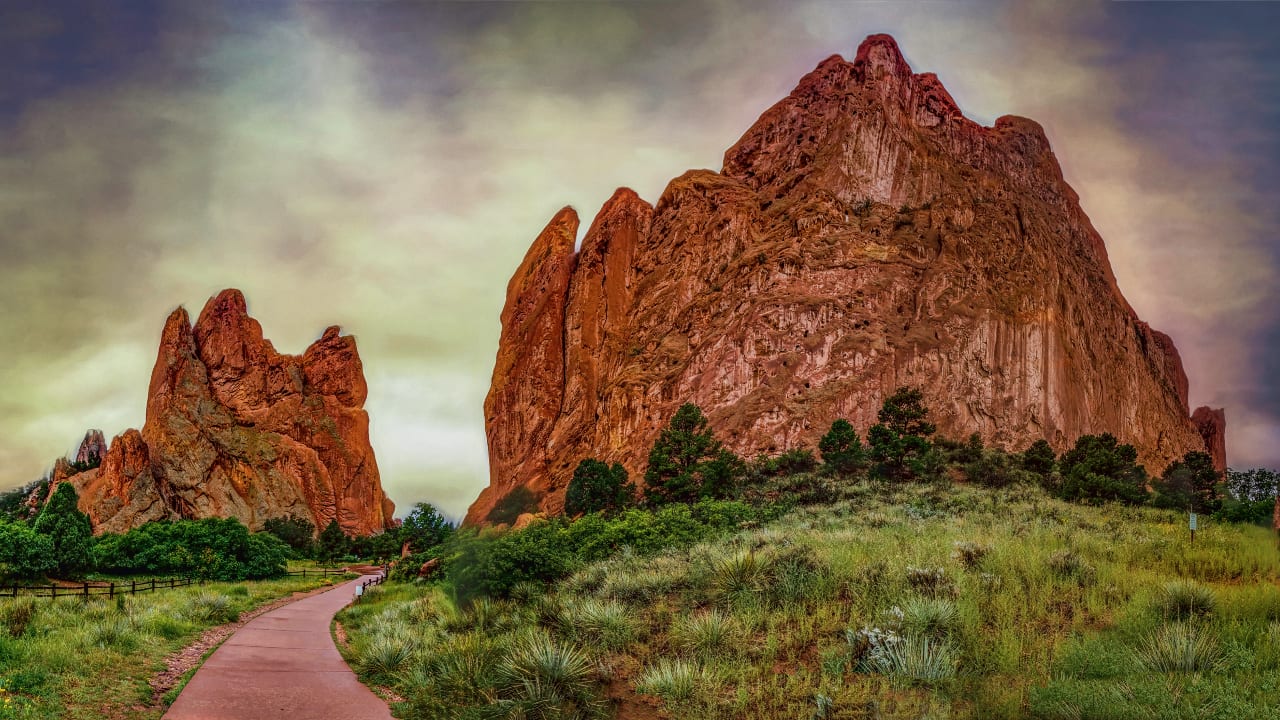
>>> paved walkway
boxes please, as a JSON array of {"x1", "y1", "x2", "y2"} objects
[{"x1": 164, "y1": 575, "x2": 393, "y2": 720}]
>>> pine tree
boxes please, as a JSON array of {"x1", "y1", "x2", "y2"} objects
[
  {"x1": 565, "y1": 459, "x2": 634, "y2": 516},
  {"x1": 32, "y1": 483, "x2": 93, "y2": 577},
  {"x1": 818, "y1": 419, "x2": 866, "y2": 476}
]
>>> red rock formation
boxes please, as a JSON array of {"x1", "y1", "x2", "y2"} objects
[
  {"x1": 1190, "y1": 407, "x2": 1227, "y2": 474},
  {"x1": 53, "y1": 289, "x2": 394, "y2": 535},
  {"x1": 75, "y1": 430, "x2": 107, "y2": 466},
  {"x1": 467, "y1": 34, "x2": 1226, "y2": 524}
]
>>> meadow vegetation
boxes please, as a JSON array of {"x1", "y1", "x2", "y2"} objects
[
  {"x1": 338, "y1": 389, "x2": 1280, "y2": 719},
  {"x1": 0, "y1": 574, "x2": 340, "y2": 719}
]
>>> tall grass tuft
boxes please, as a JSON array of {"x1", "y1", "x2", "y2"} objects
[
  {"x1": 183, "y1": 592, "x2": 239, "y2": 623},
  {"x1": 353, "y1": 623, "x2": 418, "y2": 683},
  {"x1": 711, "y1": 551, "x2": 766, "y2": 606},
  {"x1": 636, "y1": 658, "x2": 716, "y2": 702},
  {"x1": 495, "y1": 632, "x2": 604, "y2": 718},
  {"x1": 0, "y1": 598, "x2": 38, "y2": 637},
  {"x1": 673, "y1": 611, "x2": 738, "y2": 659},
  {"x1": 870, "y1": 634, "x2": 958, "y2": 687},
  {"x1": 899, "y1": 597, "x2": 959, "y2": 638},
  {"x1": 566, "y1": 598, "x2": 636, "y2": 652},
  {"x1": 1135, "y1": 622, "x2": 1223, "y2": 673},
  {"x1": 1154, "y1": 580, "x2": 1216, "y2": 620}
]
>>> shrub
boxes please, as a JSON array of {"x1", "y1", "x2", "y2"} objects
[
  {"x1": 1056, "y1": 434, "x2": 1150, "y2": 505},
  {"x1": 905, "y1": 566, "x2": 953, "y2": 597},
  {"x1": 487, "y1": 486, "x2": 539, "y2": 525},
  {"x1": 0, "y1": 598, "x2": 38, "y2": 637},
  {"x1": 93, "y1": 517, "x2": 287, "y2": 580},
  {"x1": 869, "y1": 634, "x2": 957, "y2": 687},
  {"x1": 400, "y1": 502, "x2": 454, "y2": 555},
  {"x1": 1135, "y1": 622, "x2": 1223, "y2": 673},
  {"x1": 951, "y1": 541, "x2": 990, "y2": 570},
  {"x1": 565, "y1": 459, "x2": 635, "y2": 517},
  {"x1": 1155, "y1": 580, "x2": 1216, "y2": 620},
  {"x1": 85, "y1": 617, "x2": 139, "y2": 651},
  {"x1": 711, "y1": 551, "x2": 766, "y2": 605},
  {"x1": 0, "y1": 522, "x2": 56, "y2": 579},
  {"x1": 1047, "y1": 550, "x2": 1096, "y2": 586},
  {"x1": 965, "y1": 449, "x2": 1035, "y2": 488},
  {"x1": 182, "y1": 592, "x2": 239, "y2": 624}
]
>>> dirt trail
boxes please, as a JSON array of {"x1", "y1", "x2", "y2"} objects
[{"x1": 162, "y1": 575, "x2": 392, "y2": 720}]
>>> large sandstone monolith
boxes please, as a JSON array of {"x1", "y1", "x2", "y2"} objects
[{"x1": 467, "y1": 34, "x2": 1225, "y2": 524}]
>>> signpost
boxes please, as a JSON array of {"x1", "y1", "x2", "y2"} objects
[{"x1": 1189, "y1": 512, "x2": 1198, "y2": 544}]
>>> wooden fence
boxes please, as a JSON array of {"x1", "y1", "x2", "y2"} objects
[
  {"x1": 0, "y1": 565, "x2": 375, "y2": 601},
  {"x1": 0, "y1": 576, "x2": 197, "y2": 599}
]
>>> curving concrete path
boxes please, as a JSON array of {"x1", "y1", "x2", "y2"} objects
[{"x1": 164, "y1": 575, "x2": 393, "y2": 720}]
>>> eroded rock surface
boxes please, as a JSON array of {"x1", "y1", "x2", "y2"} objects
[
  {"x1": 468, "y1": 34, "x2": 1225, "y2": 524},
  {"x1": 49, "y1": 290, "x2": 394, "y2": 535}
]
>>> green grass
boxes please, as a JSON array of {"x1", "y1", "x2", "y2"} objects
[
  {"x1": 339, "y1": 481, "x2": 1280, "y2": 719},
  {"x1": 0, "y1": 574, "x2": 337, "y2": 719}
]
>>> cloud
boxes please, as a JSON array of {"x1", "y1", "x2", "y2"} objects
[{"x1": 1, "y1": 0, "x2": 1276, "y2": 520}]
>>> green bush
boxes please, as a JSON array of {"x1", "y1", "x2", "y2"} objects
[
  {"x1": 93, "y1": 517, "x2": 288, "y2": 580},
  {"x1": 564, "y1": 459, "x2": 635, "y2": 517},
  {"x1": 32, "y1": 483, "x2": 93, "y2": 577},
  {"x1": 868, "y1": 387, "x2": 936, "y2": 481},
  {"x1": 0, "y1": 521, "x2": 56, "y2": 579},
  {"x1": 1056, "y1": 434, "x2": 1150, "y2": 506}
]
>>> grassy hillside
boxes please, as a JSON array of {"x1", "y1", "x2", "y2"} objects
[{"x1": 340, "y1": 481, "x2": 1280, "y2": 720}]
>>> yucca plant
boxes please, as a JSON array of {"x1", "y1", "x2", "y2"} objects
[
  {"x1": 899, "y1": 597, "x2": 959, "y2": 638},
  {"x1": 711, "y1": 551, "x2": 766, "y2": 606},
  {"x1": 672, "y1": 611, "x2": 738, "y2": 659},
  {"x1": 354, "y1": 625, "x2": 418, "y2": 683},
  {"x1": 1155, "y1": 580, "x2": 1216, "y2": 621},
  {"x1": 1135, "y1": 622, "x2": 1223, "y2": 673},
  {"x1": 566, "y1": 598, "x2": 636, "y2": 652},
  {"x1": 495, "y1": 632, "x2": 604, "y2": 718},
  {"x1": 635, "y1": 658, "x2": 716, "y2": 703},
  {"x1": 84, "y1": 616, "x2": 140, "y2": 651},
  {"x1": 182, "y1": 592, "x2": 238, "y2": 623},
  {"x1": 870, "y1": 634, "x2": 958, "y2": 687}
]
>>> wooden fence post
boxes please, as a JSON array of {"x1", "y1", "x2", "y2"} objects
[
  {"x1": 82, "y1": 582, "x2": 89, "y2": 598},
  {"x1": 50, "y1": 585, "x2": 57, "y2": 600},
  {"x1": 109, "y1": 583, "x2": 114, "y2": 599}
]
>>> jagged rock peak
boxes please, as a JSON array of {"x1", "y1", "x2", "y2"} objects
[
  {"x1": 467, "y1": 34, "x2": 1226, "y2": 525},
  {"x1": 75, "y1": 430, "x2": 107, "y2": 466},
  {"x1": 50, "y1": 288, "x2": 395, "y2": 536}
]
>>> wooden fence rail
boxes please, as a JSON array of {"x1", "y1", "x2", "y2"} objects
[
  {"x1": 284, "y1": 568, "x2": 352, "y2": 578},
  {"x1": 0, "y1": 576, "x2": 197, "y2": 599}
]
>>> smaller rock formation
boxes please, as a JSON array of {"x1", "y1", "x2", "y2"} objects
[
  {"x1": 75, "y1": 430, "x2": 107, "y2": 467},
  {"x1": 42, "y1": 289, "x2": 395, "y2": 535}
]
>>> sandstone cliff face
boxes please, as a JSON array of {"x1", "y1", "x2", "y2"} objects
[
  {"x1": 52, "y1": 289, "x2": 395, "y2": 535},
  {"x1": 467, "y1": 34, "x2": 1225, "y2": 524}
]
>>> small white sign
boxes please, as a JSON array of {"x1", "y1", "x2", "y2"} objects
[{"x1": 1189, "y1": 513, "x2": 1198, "y2": 531}]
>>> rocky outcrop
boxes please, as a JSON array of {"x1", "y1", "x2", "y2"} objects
[
  {"x1": 75, "y1": 430, "x2": 107, "y2": 467},
  {"x1": 49, "y1": 289, "x2": 395, "y2": 535},
  {"x1": 467, "y1": 34, "x2": 1226, "y2": 524}
]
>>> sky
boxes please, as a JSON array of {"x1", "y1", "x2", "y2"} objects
[{"x1": 1, "y1": 0, "x2": 1277, "y2": 520}]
